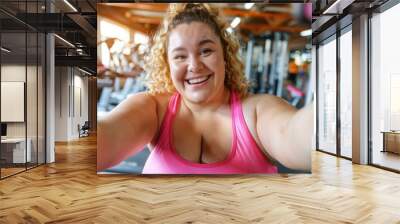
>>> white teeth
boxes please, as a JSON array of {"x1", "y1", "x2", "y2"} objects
[{"x1": 186, "y1": 75, "x2": 210, "y2": 85}]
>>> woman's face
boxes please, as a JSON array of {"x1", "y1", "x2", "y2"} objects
[{"x1": 167, "y1": 22, "x2": 226, "y2": 104}]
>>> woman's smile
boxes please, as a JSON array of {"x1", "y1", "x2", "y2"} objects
[{"x1": 185, "y1": 74, "x2": 213, "y2": 86}]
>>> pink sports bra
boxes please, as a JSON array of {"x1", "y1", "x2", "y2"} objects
[{"x1": 142, "y1": 91, "x2": 277, "y2": 174}]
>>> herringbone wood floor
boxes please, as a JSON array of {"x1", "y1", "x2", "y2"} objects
[{"x1": 1, "y1": 136, "x2": 400, "y2": 224}]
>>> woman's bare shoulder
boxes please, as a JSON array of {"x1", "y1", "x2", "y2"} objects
[
  {"x1": 241, "y1": 93, "x2": 281, "y2": 108},
  {"x1": 123, "y1": 92, "x2": 172, "y2": 109},
  {"x1": 125, "y1": 92, "x2": 173, "y2": 120},
  {"x1": 151, "y1": 92, "x2": 173, "y2": 104},
  {"x1": 240, "y1": 93, "x2": 296, "y2": 124},
  {"x1": 242, "y1": 93, "x2": 293, "y2": 111},
  {"x1": 146, "y1": 92, "x2": 173, "y2": 128},
  {"x1": 106, "y1": 92, "x2": 173, "y2": 125},
  {"x1": 145, "y1": 92, "x2": 173, "y2": 148},
  {"x1": 150, "y1": 92, "x2": 173, "y2": 114}
]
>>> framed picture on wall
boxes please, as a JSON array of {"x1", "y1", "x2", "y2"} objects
[{"x1": 1, "y1": 81, "x2": 25, "y2": 122}]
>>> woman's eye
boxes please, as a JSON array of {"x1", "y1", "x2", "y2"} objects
[
  {"x1": 174, "y1": 55, "x2": 186, "y2": 60},
  {"x1": 200, "y1": 49, "x2": 213, "y2": 56}
]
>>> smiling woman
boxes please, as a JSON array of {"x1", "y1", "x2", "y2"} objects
[{"x1": 97, "y1": 3, "x2": 314, "y2": 174}]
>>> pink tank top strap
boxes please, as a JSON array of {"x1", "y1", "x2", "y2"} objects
[
  {"x1": 230, "y1": 91, "x2": 240, "y2": 118},
  {"x1": 155, "y1": 92, "x2": 180, "y2": 147},
  {"x1": 169, "y1": 92, "x2": 181, "y2": 115},
  {"x1": 231, "y1": 91, "x2": 248, "y2": 133}
]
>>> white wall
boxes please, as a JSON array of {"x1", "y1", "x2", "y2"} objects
[
  {"x1": 55, "y1": 67, "x2": 69, "y2": 141},
  {"x1": 54, "y1": 67, "x2": 89, "y2": 141},
  {"x1": 73, "y1": 73, "x2": 89, "y2": 136}
]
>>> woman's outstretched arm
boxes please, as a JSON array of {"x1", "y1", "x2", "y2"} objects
[
  {"x1": 97, "y1": 92, "x2": 159, "y2": 171},
  {"x1": 255, "y1": 95, "x2": 314, "y2": 171}
]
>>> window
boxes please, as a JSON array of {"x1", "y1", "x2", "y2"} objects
[
  {"x1": 317, "y1": 36, "x2": 337, "y2": 154},
  {"x1": 371, "y1": 2, "x2": 400, "y2": 171},
  {"x1": 339, "y1": 28, "x2": 352, "y2": 158},
  {"x1": 99, "y1": 19, "x2": 130, "y2": 68}
]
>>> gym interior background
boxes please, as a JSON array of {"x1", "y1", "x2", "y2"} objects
[{"x1": 96, "y1": 3, "x2": 313, "y2": 174}]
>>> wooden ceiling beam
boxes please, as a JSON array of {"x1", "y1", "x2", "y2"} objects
[
  {"x1": 221, "y1": 8, "x2": 292, "y2": 21},
  {"x1": 97, "y1": 4, "x2": 306, "y2": 36},
  {"x1": 126, "y1": 15, "x2": 162, "y2": 25},
  {"x1": 98, "y1": 3, "x2": 168, "y2": 12},
  {"x1": 98, "y1": 4, "x2": 292, "y2": 23},
  {"x1": 239, "y1": 24, "x2": 307, "y2": 34},
  {"x1": 99, "y1": 5, "x2": 162, "y2": 26}
]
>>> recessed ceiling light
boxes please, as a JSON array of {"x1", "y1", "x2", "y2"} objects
[
  {"x1": 300, "y1": 29, "x2": 312, "y2": 37},
  {"x1": 78, "y1": 67, "x2": 93, "y2": 76},
  {"x1": 322, "y1": 0, "x2": 354, "y2": 15},
  {"x1": 231, "y1": 17, "x2": 241, "y2": 28},
  {"x1": 244, "y1": 3, "x2": 255, "y2": 10},
  {"x1": 54, "y1": 34, "x2": 75, "y2": 48},
  {"x1": 63, "y1": 0, "x2": 78, "y2": 12},
  {"x1": 1, "y1": 47, "x2": 11, "y2": 53}
]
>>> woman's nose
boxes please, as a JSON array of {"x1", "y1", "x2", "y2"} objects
[{"x1": 188, "y1": 55, "x2": 204, "y2": 73}]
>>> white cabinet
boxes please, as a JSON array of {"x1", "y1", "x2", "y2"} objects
[{"x1": 1, "y1": 138, "x2": 31, "y2": 163}]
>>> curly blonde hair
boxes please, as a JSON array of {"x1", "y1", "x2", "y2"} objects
[{"x1": 144, "y1": 3, "x2": 249, "y2": 98}]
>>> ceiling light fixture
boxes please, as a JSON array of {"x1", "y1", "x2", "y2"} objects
[
  {"x1": 322, "y1": 0, "x2": 341, "y2": 14},
  {"x1": 244, "y1": 3, "x2": 255, "y2": 10},
  {"x1": 322, "y1": 0, "x2": 354, "y2": 15},
  {"x1": 78, "y1": 67, "x2": 93, "y2": 76},
  {"x1": 63, "y1": 0, "x2": 78, "y2": 12},
  {"x1": 54, "y1": 34, "x2": 75, "y2": 48},
  {"x1": 1, "y1": 47, "x2": 11, "y2": 53},
  {"x1": 230, "y1": 17, "x2": 241, "y2": 28},
  {"x1": 300, "y1": 29, "x2": 312, "y2": 37}
]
